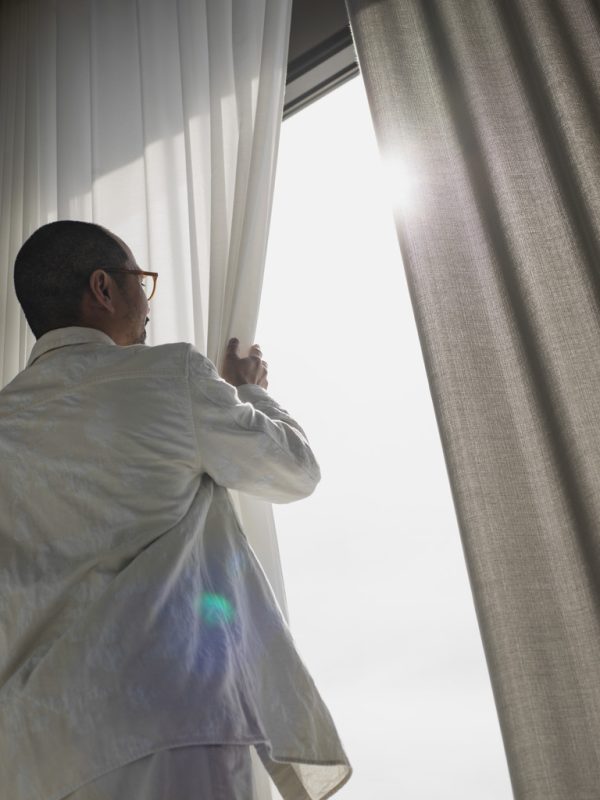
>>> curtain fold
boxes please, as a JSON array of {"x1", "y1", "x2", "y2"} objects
[
  {"x1": 0, "y1": 1, "x2": 292, "y2": 797},
  {"x1": 345, "y1": 0, "x2": 600, "y2": 797}
]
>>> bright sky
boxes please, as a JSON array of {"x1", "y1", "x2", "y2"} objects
[{"x1": 255, "y1": 76, "x2": 513, "y2": 799}]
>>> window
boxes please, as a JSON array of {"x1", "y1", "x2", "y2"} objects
[{"x1": 255, "y1": 75, "x2": 513, "y2": 798}]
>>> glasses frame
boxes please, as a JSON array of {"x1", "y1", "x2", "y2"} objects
[{"x1": 101, "y1": 268, "x2": 159, "y2": 301}]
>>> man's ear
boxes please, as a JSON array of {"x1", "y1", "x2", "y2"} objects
[{"x1": 88, "y1": 269, "x2": 116, "y2": 312}]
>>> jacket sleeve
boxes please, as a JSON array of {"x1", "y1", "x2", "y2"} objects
[{"x1": 187, "y1": 344, "x2": 321, "y2": 503}]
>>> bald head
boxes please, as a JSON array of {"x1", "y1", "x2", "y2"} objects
[{"x1": 14, "y1": 220, "x2": 131, "y2": 339}]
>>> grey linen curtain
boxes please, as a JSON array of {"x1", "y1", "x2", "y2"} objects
[{"x1": 344, "y1": 1, "x2": 600, "y2": 797}]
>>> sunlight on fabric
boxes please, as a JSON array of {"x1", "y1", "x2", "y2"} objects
[
  {"x1": 93, "y1": 160, "x2": 148, "y2": 251},
  {"x1": 67, "y1": 194, "x2": 92, "y2": 219},
  {"x1": 220, "y1": 92, "x2": 241, "y2": 225},
  {"x1": 251, "y1": 74, "x2": 260, "y2": 120},
  {"x1": 380, "y1": 150, "x2": 422, "y2": 216}
]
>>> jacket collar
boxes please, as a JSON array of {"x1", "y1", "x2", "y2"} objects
[{"x1": 27, "y1": 326, "x2": 117, "y2": 368}]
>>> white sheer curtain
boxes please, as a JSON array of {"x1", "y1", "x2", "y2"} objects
[{"x1": 0, "y1": 1, "x2": 292, "y2": 796}]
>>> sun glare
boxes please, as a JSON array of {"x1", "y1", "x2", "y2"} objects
[{"x1": 379, "y1": 151, "x2": 421, "y2": 216}]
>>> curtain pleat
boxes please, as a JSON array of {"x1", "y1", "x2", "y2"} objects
[
  {"x1": 1, "y1": 0, "x2": 28, "y2": 382},
  {"x1": 0, "y1": 1, "x2": 293, "y2": 797},
  {"x1": 345, "y1": 0, "x2": 600, "y2": 797},
  {"x1": 176, "y1": 0, "x2": 212, "y2": 351}
]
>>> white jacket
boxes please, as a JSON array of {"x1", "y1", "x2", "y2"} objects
[{"x1": 0, "y1": 326, "x2": 351, "y2": 800}]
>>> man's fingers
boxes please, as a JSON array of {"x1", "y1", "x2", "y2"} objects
[
  {"x1": 227, "y1": 337, "x2": 239, "y2": 353},
  {"x1": 227, "y1": 339, "x2": 264, "y2": 362}
]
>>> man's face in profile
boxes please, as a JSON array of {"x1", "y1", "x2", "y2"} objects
[{"x1": 102, "y1": 231, "x2": 150, "y2": 346}]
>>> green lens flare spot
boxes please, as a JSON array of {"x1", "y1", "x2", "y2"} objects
[{"x1": 197, "y1": 592, "x2": 235, "y2": 626}]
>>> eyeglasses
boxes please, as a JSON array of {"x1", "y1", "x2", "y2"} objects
[{"x1": 101, "y1": 268, "x2": 159, "y2": 301}]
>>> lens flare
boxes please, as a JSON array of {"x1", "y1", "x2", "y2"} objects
[{"x1": 197, "y1": 592, "x2": 235, "y2": 626}]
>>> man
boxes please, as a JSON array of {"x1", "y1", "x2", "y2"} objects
[{"x1": 0, "y1": 221, "x2": 351, "y2": 800}]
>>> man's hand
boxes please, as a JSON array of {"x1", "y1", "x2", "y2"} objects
[{"x1": 219, "y1": 338, "x2": 269, "y2": 389}]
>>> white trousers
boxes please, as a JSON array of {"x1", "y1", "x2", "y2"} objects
[{"x1": 63, "y1": 745, "x2": 255, "y2": 800}]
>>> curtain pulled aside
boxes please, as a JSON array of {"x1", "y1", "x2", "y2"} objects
[
  {"x1": 345, "y1": 0, "x2": 600, "y2": 798},
  {"x1": 0, "y1": 1, "x2": 293, "y2": 798}
]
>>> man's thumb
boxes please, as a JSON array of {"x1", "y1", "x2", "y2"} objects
[{"x1": 227, "y1": 337, "x2": 239, "y2": 351}]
